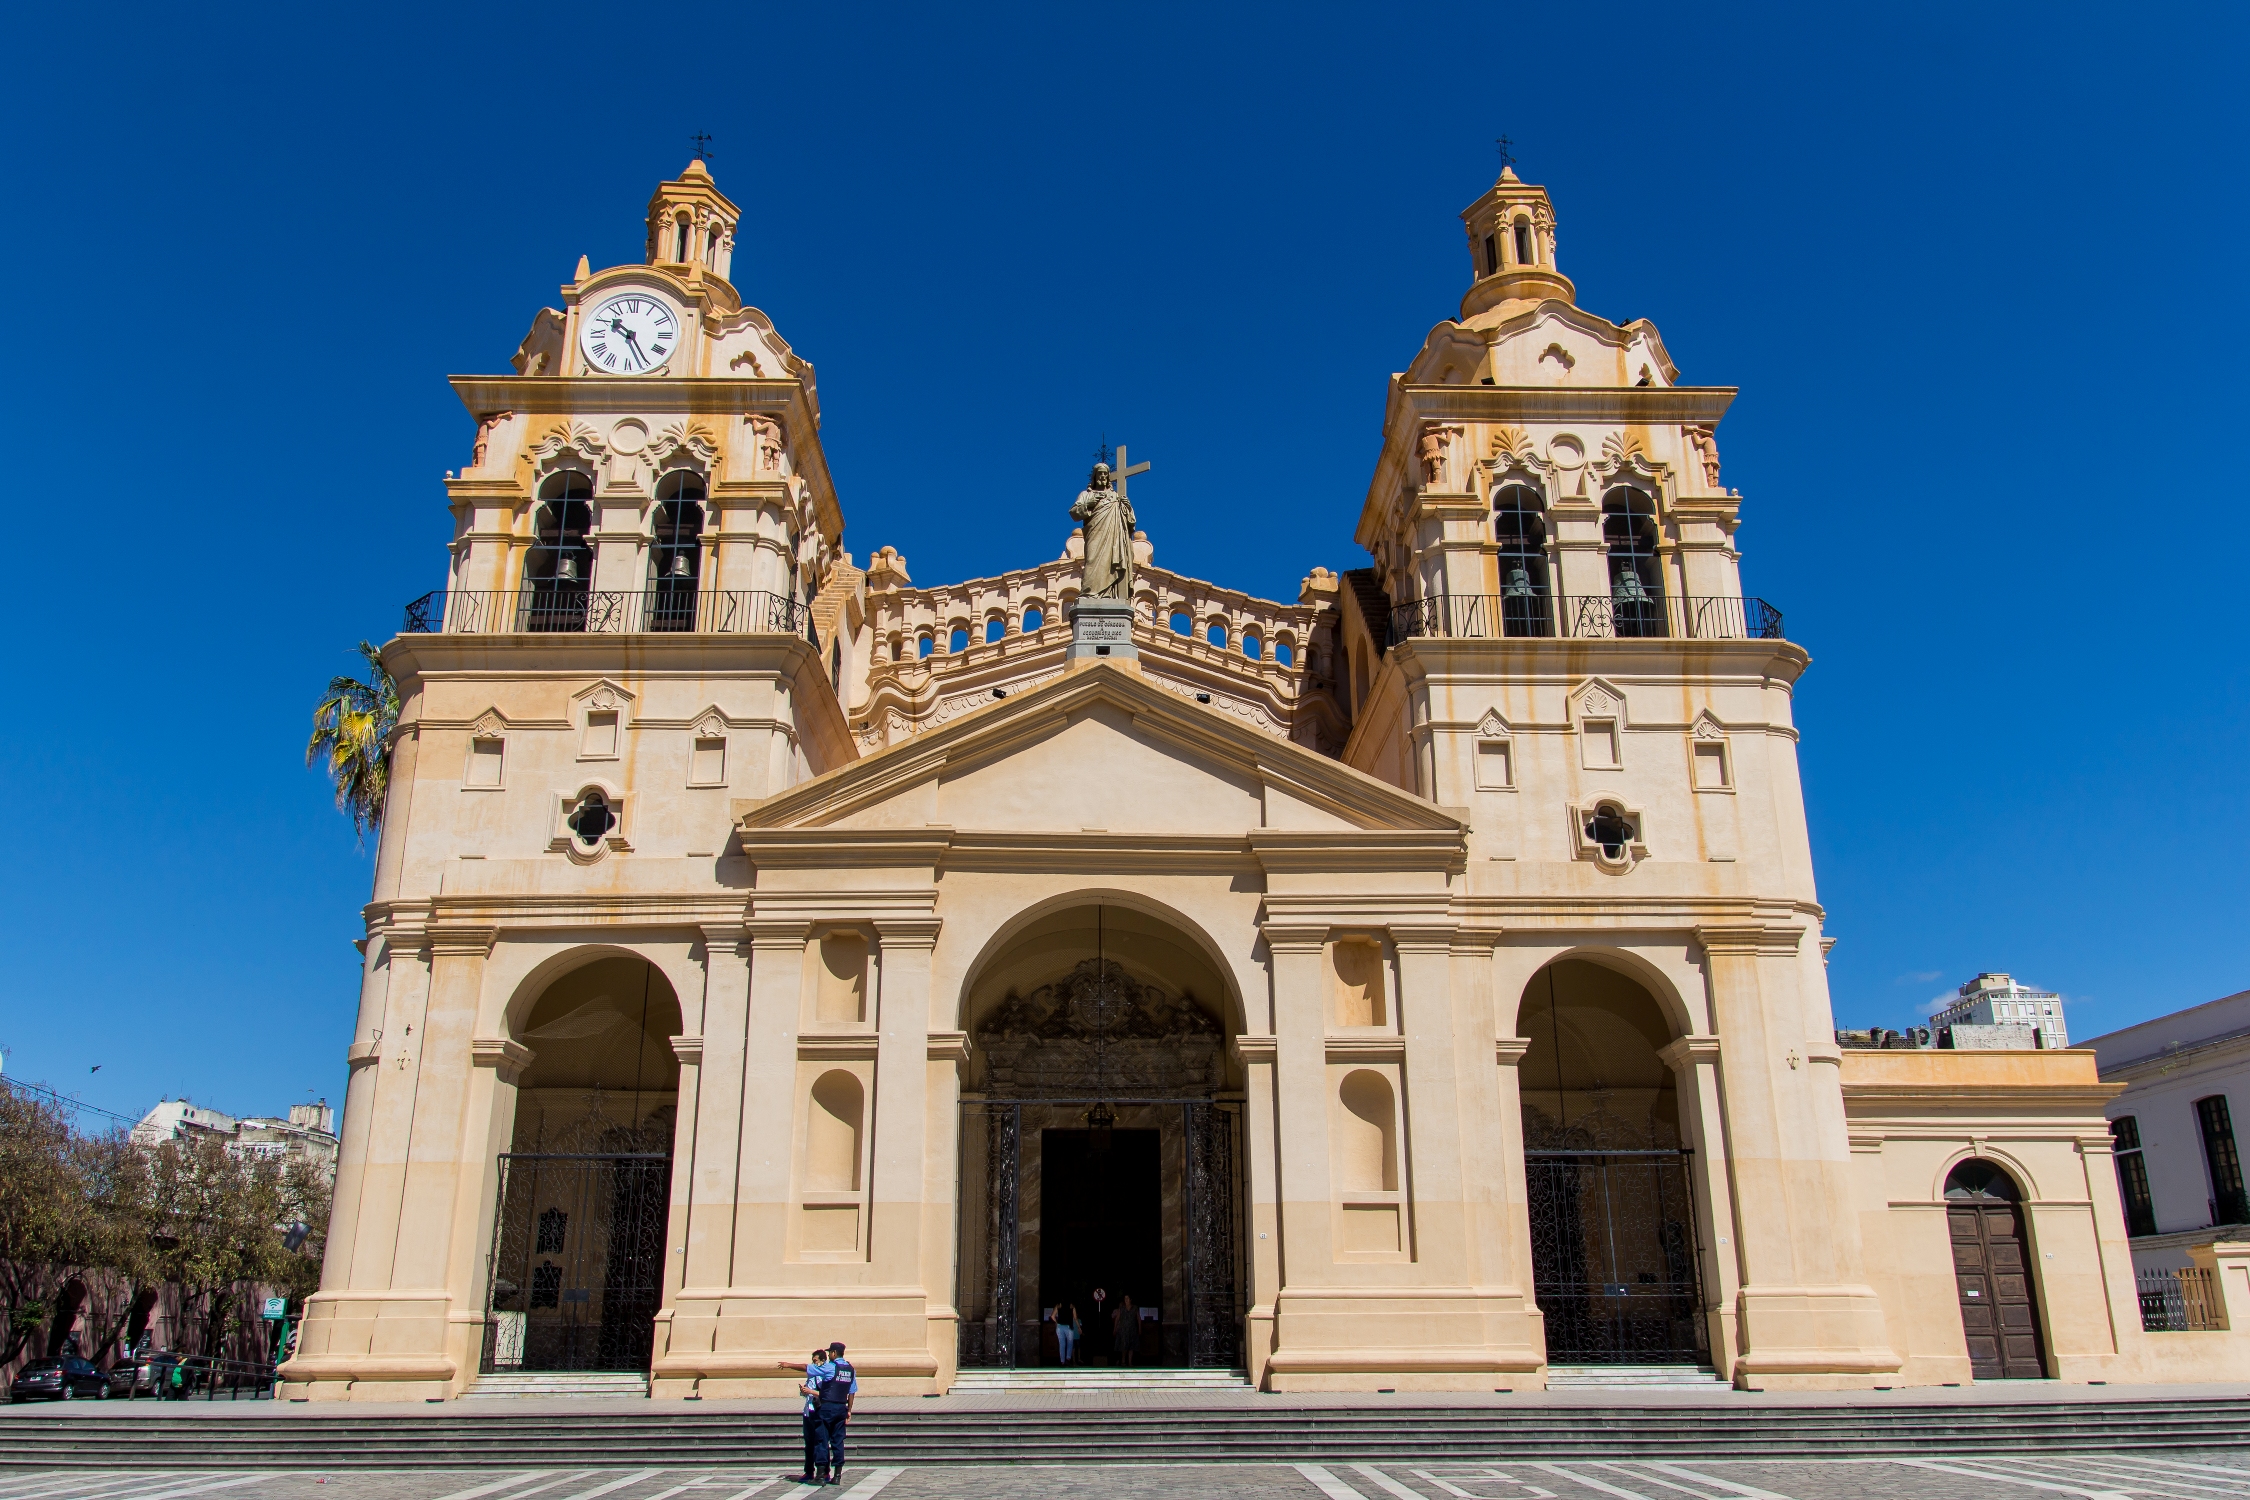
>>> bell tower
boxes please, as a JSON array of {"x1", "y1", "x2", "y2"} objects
[
  {"x1": 1458, "y1": 167, "x2": 1575, "y2": 320},
  {"x1": 645, "y1": 158, "x2": 739, "y2": 285}
]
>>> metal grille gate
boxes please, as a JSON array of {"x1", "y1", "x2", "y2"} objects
[
  {"x1": 1525, "y1": 1147, "x2": 1709, "y2": 1365},
  {"x1": 481, "y1": 1151, "x2": 671, "y2": 1373},
  {"x1": 959, "y1": 1099, "x2": 1243, "y2": 1369}
]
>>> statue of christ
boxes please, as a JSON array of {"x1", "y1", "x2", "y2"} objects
[{"x1": 1070, "y1": 462, "x2": 1136, "y2": 601}]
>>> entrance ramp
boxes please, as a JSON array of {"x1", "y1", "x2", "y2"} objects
[{"x1": 948, "y1": 1367, "x2": 1252, "y2": 1394}]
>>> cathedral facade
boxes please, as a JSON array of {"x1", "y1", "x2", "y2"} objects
[{"x1": 286, "y1": 161, "x2": 2244, "y2": 1401}]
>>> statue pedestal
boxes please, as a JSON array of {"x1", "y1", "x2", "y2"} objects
[{"x1": 1066, "y1": 598, "x2": 1138, "y2": 663}]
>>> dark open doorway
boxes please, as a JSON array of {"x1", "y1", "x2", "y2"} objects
[{"x1": 1040, "y1": 1128, "x2": 1161, "y2": 1363}]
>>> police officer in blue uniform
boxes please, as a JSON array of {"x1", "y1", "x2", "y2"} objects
[{"x1": 809, "y1": 1340, "x2": 856, "y2": 1485}]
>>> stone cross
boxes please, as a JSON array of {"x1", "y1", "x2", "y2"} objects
[{"x1": 1112, "y1": 443, "x2": 1151, "y2": 501}]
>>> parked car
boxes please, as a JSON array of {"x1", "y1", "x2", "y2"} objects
[{"x1": 8, "y1": 1356, "x2": 110, "y2": 1401}]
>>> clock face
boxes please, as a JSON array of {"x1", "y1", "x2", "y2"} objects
[{"x1": 579, "y1": 293, "x2": 680, "y2": 375}]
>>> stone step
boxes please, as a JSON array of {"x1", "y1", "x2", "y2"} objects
[
  {"x1": 463, "y1": 1372, "x2": 650, "y2": 1399},
  {"x1": 1544, "y1": 1365, "x2": 1729, "y2": 1388},
  {"x1": 7, "y1": 1398, "x2": 2250, "y2": 1468},
  {"x1": 948, "y1": 1369, "x2": 1252, "y2": 1392}
]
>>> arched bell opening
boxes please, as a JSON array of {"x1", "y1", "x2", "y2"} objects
[
  {"x1": 526, "y1": 472, "x2": 595, "y2": 631},
  {"x1": 483, "y1": 954, "x2": 682, "y2": 1377},
  {"x1": 1600, "y1": 487, "x2": 1666, "y2": 638},
  {"x1": 1517, "y1": 958, "x2": 1710, "y2": 1369},
  {"x1": 955, "y1": 902, "x2": 1246, "y2": 1374},
  {"x1": 647, "y1": 472, "x2": 706, "y2": 631},
  {"x1": 1945, "y1": 1159, "x2": 2049, "y2": 1379},
  {"x1": 1492, "y1": 482, "x2": 1552, "y2": 637}
]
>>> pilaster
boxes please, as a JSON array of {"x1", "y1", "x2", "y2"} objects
[{"x1": 1658, "y1": 1032, "x2": 1742, "y2": 1379}]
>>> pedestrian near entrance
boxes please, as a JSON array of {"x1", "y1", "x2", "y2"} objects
[
  {"x1": 808, "y1": 1340, "x2": 856, "y2": 1485},
  {"x1": 1113, "y1": 1294, "x2": 1141, "y2": 1367},
  {"x1": 1054, "y1": 1301, "x2": 1081, "y2": 1365}
]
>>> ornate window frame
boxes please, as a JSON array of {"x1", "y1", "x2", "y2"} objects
[
  {"x1": 1572, "y1": 796, "x2": 1648, "y2": 872},
  {"x1": 551, "y1": 780, "x2": 630, "y2": 863}
]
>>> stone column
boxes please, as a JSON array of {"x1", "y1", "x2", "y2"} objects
[
  {"x1": 867, "y1": 918, "x2": 941, "y2": 1357},
  {"x1": 451, "y1": 1035, "x2": 532, "y2": 1379},
  {"x1": 683, "y1": 926, "x2": 751, "y2": 1293},
  {"x1": 1658, "y1": 1032, "x2": 1742, "y2": 1379},
  {"x1": 735, "y1": 921, "x2": 811, "y2": 1281},
  {"x1": 1548, "y1": 495, "x2": 1607, "y2": 631},
  {"x1": 343, "y1": 934, "x2": 431, "y2": 1294},
  {"x1": 926, "y1": 1028, "x2": 969, "y2": 1388},
  {"x1": 1698, "y1": 925, "x2": 1897, "y2": 1388},
  {"x1": 1263, "y1": 925, "x2": 1335, "y2": 1277},
  {"x1": 1233, "y1": 1034, "x2": 1281, "y2": 1385},
  {"x1": 1393, "y1": 926, "x2": 1467, "y2": 1277}
]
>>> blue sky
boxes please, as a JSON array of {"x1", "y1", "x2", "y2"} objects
[{"x1": 0, "y1": 3, "x2": 2243, "y2": 1121}]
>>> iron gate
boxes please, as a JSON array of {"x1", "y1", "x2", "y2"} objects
[
  {"x1": 958, "y1": 1099, "x2": 1243, "y2": 1369},
  {"x1": 1525, "y1": 1147, "x2": 1709, "y2": 1364},
  {"x1": 482, "y1": 1151, "x2": 671, "y2": 1373}
]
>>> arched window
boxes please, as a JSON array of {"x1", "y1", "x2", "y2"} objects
[
  {"x1": 567, "y1": 789, "x2": 616, "y2": 850},
  {"x1": 1483, "y1": 234, "x2": 1498, "y2": 276},
  {"x1": 1275, "y1": 639, "x2": 1295, "y2": 668},
  {"x1": 1170, "y1": 611, "x2": 1192, "y2": 636},
  {"x1": 985, "y1": 616, "x2": 1005, "y2": 644},
  {"x1": 648, "y1": 471, "x2": 705, "y2": 631},
  {"x1": 526, "y1": 471, "x2": 594, "y2": 631},
  {"x1": 917, "y1": 633, "x2": 934, "y2": 659},
  {"x1": 1514, "y1": 221, "x2": 1534, "y2": 266},
  {"x1": 1206, "y1": 621, "x2": 1228, "y2": 649},
  {"x1": 674, "y1": 219, "x2": 691, "y2": 262},
  {"x1": 1243, "y1": 633, "x2": 1262, "y2": 661},
  {"x1": 1023, "y1": 605, "x2": 1045, "y2": 632},
  {"x1": 949, "y1": 626, "x2": 969, "y2": 655},
  {"x1": 1493, "y1": 482, "x2": 1552, "y2": 637},
  {"x1": 1601, "y1": 487, "x2": 1666, "y2": 638}
]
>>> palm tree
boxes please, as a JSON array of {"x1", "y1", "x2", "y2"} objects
[{"x1": 307, "y1": 642, "x2": 400, "y2": 842}]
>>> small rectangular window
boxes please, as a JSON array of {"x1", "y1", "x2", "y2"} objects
[
  {"x1": 583, "y1": 709, "x2": 619, "y2": 758},
  {"x1": 1483, "y1": 235, "x2": 1497, "y2": 276},
  {"x1": 1581, "y1": 718, "x2": 1620, "y2": 770},
  {"x1": 2197, "y1": 1095, "x2": 2249, "y2": 1225},
  {"x1": 1692, "y1": 740, "x2": 1730, "y2": 789},
  {"x1": 2111, "y1": 1115, "x2": 2157, "y2": 1236},
  {"x1": 466, "y1": 737, "x2": 504, "y2": 787},
  {"x1": 1475, "y1": 739, "x2": 1513, "y2": 790},
  {"x1": 691, "y1": 736, "x2": 727, "y2": 785}
]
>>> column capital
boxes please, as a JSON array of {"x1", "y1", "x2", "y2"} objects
[
  {"x1": 926, "y1": 1030, "x2": 969, "y2": 1064},
  {"x1": 1657, "y1": 1033, "x2": 1723, "y2": 1073},
  {"x1": 1260, "y1": 924, "x2": 1329, "y2": 955},
  {"x1": 699, "y1": 921, "x2": 750, "y2": 951},
  {"x1": 470, "y1": 1036, "x2": 533, "y2": 1083},
  {"x1": 1389, "y1": 923, "x2": 1460, "y2": 954},
  {"x1": 427, "y1": 925, "x2": 497, "y2": 959},
  {"x1": 875, "y1": 916, "x2": 943, "y2": 950},
  {"x1": 671, "y1": 1034, "x2": 705, "y2": 1066},
  {"x1": 1231, "y1": 1034, "x2": 1279, "y2": 1066},
  {"x1": 1495, "y1": 1037, "x2": 1532, "y2": 1066},
  {"x1": 1696, "y1": 923, "x2": 1804, "y2": 959},
  {"x1": 743, "y1": 918, "x2": 813, "y2": 950}
]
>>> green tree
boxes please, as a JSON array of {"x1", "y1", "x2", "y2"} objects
[
  {"x1": 307, "y1": 641, "x2": 399, "y2": 841},
  {"x1": 0, "y1": 1089, "x2": 143, "y2": 1364}
]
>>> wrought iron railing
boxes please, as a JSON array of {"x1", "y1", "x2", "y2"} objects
[
  {"x1": 2138, "y1": 1266, "x2": 2225, "y2": 1331},
  {"x1": 403, "y1": 589, "x2": 815, "y2": 642},
  {"x1": 1388, "y1": 592, "x2": 1783, "y2": 646}
]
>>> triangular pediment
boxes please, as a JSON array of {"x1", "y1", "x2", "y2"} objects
[{"x1": 739, "y1": 662, "x2": 1461, "y2": 838}]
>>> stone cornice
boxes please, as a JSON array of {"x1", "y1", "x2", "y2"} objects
[
  {"x1": 1247, "y1": 829, "x2": 1467, "y2": 875},
  {"x1": 1494, "y1": 1037, "x2": 1532, "y2": 1065},
  {"x1": 926, "y1": 1031, "x2": 969, "y2": 1064},
  {"x1": 1840, "y1": 1082, "x2": 2125, "y2": 1109},
  {"x1": 427, "y1": 925, "x2": 498, "y2": 959},
  {"x1": 1696, "y1": 923, "x2": 1806, "y2": 958},
  {"x1": 872, "y1": 916, "x2": 943, "y2": 948},
  {"x1": 670, "y1": 1035, "x2": 705, "y2": 1066},
  {"x1": 1657, "y1": 1034, "x2": 1722, "y2": 1072},
  {"x1": 1395, "y1": 383, "x2": 1738, "y2": 424},
  {"x1": 742, "y1": 918, "x2": 813, "y2": 950},
  {"x1": 346, "y1": 1040, "x2": 382, "y2": 1071},
  {"x1": 798, "y1": 1033, "x2": 880, "y2": 1061},
  {"x1": 1258, "y1": 924, "x2": 1330, "y2": 954},
  {"x1": 1326, "y1": 1035, "x2": 1407, "y2": 1063},
  {"x1": 470, "y1": 1037, "x2": 533, "y2": 1081},
  {"x1": 1231, "y1": 1035, "x2": 1279, "y2": 1065}
]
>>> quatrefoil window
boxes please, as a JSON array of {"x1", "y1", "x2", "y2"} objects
[
  {"x1": 568, "y1": 790, "x2": 617, "y2": 848},
  {"x1": 1584, "y1": 803, "x2": 1635, "y2": 860}
]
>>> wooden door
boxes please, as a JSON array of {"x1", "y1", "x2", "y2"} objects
[{"x1": 1950, "y1": 1198, "x2": 2046, "y2": 1379}]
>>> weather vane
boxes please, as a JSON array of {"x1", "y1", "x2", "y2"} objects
[
  {"x1": 1495, "y1": 135, "x2": 1516, "y2": 170},
  {"x1": 691, "y1": 131, "x2": 714, "y2": 163}
]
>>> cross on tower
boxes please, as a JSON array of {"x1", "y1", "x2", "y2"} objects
[
  {"x1": 691, "y1": 131, "x2": 714, "y2": 162},
  {"x1": 1495, "y1": 135, "x2": 1515, "y2": 171}
]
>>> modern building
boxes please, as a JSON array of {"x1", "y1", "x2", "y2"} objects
[
  {"x1": 1931, "y1": 973, "x2": 2069, "y2": 1050},
  {"x1": 134, "y1": 1099, "x2": 340, "y2": 1179},
  {"x1": 2086, "y1": 990, "x2": 2250, "y2": 1269},
  {"x1": 286, "y1": 160, "x2": 2248, "y2": 1402}
]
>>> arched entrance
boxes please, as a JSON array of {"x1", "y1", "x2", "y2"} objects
[
  {"x1": 1946, "y1": 1159, "x2": 2047, "y2": 1379},
  {"x1": 482, "y1": 954, "x2": 681, "y2": 1375},
  {"x1": 955, "y1": 903, "x2": 1245, "y2": 1370},
  {"x1": 1518, "y1": 958, "x2": 1709, "y2": 1367}
]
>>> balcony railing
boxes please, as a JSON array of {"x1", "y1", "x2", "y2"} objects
[
  {"x1": 403, "y1": 589, "x2": 815, "y2": 641},
  {"x1": 1388, "y1": 592, "x2": 1784, "y2": 646},
  {"x1": 2138, "y1": 1266, "x2": 2225, "y2": 1331}
]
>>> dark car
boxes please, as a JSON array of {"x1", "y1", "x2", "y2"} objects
[{"x1": 8, "y1": 1356, "x2": 110, "y2": 1401}]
